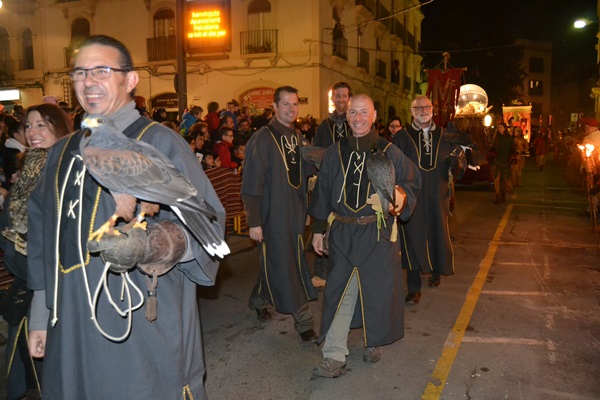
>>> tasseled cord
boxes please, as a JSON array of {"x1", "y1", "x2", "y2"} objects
[{"x1": 145, "y1": 273, "x2": 158, "y2": 322}]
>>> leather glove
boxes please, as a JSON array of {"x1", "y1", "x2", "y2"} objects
[
  {"x1": 87, "y1": 220, "x2": 187, "y2": 276},
  {"x1": 445, "y1": 154, "x2": 460, "y2": 169},
  {"x1": 390, "y1": 185, "x2": 407, "y2": 217}
]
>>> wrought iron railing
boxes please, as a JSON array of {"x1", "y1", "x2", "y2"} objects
[
  {"x1": 147, "y1": 36, "x2": 177, "y2": 62},
  {"x1": 358, "y1": 48, "x2": 369, "y2": 71},
  {"x1": 240, "y1": 29, "x2": 278, "y2": 55},
  {"x1": 333, "y1": 37, "x2": 348, "y2": 60},
  {"x1": 376, "y1": 58, "x2": 386, "y2": 79}
]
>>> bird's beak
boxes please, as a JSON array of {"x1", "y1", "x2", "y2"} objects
[{"x1": 82, "y1": 128, "x2": 92, "y2": 138}]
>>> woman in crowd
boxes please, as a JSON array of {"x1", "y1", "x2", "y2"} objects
[
  {"x1": 0, "y1": 103, "x2": 72, "y2": 400},
  {"x1": 384, "y1": 117, "x2": 403, "y2": 142}
]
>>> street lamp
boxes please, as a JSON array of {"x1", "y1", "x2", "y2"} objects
[
  {"x1": 574, "y1": 19, "x2": 593, "y2": 29},
  {"x1": 483, "y1": 114, "x2": 492, "y2": 127}
]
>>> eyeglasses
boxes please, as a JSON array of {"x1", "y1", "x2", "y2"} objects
[
  {"x1": 412, "y1": 105, "x2": 432, "y2": 111},
  {"x1": 69, "y1": 66, "x2": 130, "y2": 81},
  {"x1": 389, "y1": 124, "x2": 401, "y2": 128}
]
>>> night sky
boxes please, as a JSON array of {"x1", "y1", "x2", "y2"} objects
[{"x1": 420, "y1": 0, "x2": 598, "y2": 79}]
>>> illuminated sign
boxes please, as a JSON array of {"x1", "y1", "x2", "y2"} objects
[
  {"x1": 0, "y1": 90, "x2": 20, "y2": 101},
  {"x1": 188, "y1": 10, "x2": 226, "y2": 39},
  {"x1": 186, "y1": 1, "x2": 230, "y2": 53},
  {"x1": 240, "y1": 87, "x2": 275, "y2": 111}
]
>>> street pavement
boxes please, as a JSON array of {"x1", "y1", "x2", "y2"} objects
[
  {"x1": 2, "y1": 157, "x2": 599, "y2": 400},
  {"x1": 200, "y1": 158, "x2": 600, "y2": 400}
]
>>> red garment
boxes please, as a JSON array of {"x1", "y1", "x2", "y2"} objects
[
  {"x1": 213, "y1": 141, "x2": 238, "y2": 169},
  {"x1": 532, "y1": 136, "x2": 548, "y2": 156},
  {"x1": 205, "y1": 112, "x2": 220, "y2": 133}
]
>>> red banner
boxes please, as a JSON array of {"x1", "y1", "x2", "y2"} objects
[{"x1": 426, "y1": 69, "x2": 463, "y2": 128}]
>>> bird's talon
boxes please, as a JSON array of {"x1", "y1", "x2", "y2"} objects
[{"x1": 133, "y1": 221, "x2": 147, "y2": 230}]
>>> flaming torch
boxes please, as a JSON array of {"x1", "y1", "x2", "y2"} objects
[{"x1": 578, "y1": 143, "x2": 597, "y2": 231}]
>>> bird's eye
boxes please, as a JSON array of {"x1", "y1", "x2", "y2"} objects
[
  {"x1": 97, "y1": 118, "x2": 103, "y2": 124},
  {"x1": 83, "y1": 128, "x2": 92, "y2": 138}
]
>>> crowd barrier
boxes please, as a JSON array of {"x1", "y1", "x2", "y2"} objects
[{"x1": 204, "y1": 167, "x2": 248, "y2": 236}]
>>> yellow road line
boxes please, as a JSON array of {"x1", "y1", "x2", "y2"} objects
[{"x1": 421, "y1": 204, "x2": 513, "y2": 400}]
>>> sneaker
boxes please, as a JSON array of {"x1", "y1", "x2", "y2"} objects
[
  {"x1": 312, "y1": 358, "x2": 346, "y2": 378},
  {"x1": 363, "y1": 346, "x2": 382, "y2": 363},
  {"x1": 311, "y1": 276, "x2": 326, "y2": 288}
]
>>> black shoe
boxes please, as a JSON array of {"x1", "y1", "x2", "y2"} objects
[
  {"x1": 299, "y1": 329, "x2": 318, "y2": 342},
  {"x1": 428, "y1": 274, "x2": 441, "y2": 287},
  {"x1": 248, "y1": 303, "x2": 272, "y2": 322},
  {"x1": 405, "y1": 292, "x2": 421, "y2": 305}
]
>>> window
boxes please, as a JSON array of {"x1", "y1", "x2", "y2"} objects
[
  {"x1": 22, "y1": 29, "x2": 34, "y2": 70},
  {"x1": 529, "y1": 80, "x2": 543, "y2": 96},
  {"x1": 0, "y1": 27, "x2": 11, "y2": 78},
  {"x1": 154, "y1": 9, "x2": 175, "y2": 38},
  {"x1": 248, "y1": 0, "x2": 272, "y2": 31},
  {"x1": 529, "y1": 57, "x2": 544, "y2": 73},
  {"x1": 71, "y1": 18, "x2": 90, "y2": 49}
]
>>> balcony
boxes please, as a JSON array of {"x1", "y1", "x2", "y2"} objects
[
  {"x1": 333, "y1": 37, "x2": 348, "y2": 61},
  {"x1": 147, "y1": 36, "x2": 176, "y2": 62},
  {"x1": 240, "y1": 29, "x2": 278, "y2": 55},
  {"x1": 376, "y1": 3, "x2": 393, "y2": 32},
  {"x1": 19, "y1": 59, "x2": 35, "y2": 71},
  {"x1": 357, "y1": 48, "x2": 369, "y2": 72},
  {"x1": 404, "y1": 76, "x2": 413, "y2": 92},
  {"x1": 0, "y1": 60, "x2": 15, "y2": 81},
  {"x1": 407, "y1": 32, "x2": 416, "y2": 52},
  {"x1": 392, "y1": 18, "x2": 406, "y2": 41},
  {"x1": 376, "y1": 58, "x2": 386, "y2": 79},
  {"x1": 355, "y1": 0, "x2": 376, "y2": 14}
]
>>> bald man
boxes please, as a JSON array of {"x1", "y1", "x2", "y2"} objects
[{"x1": 308, "y1": 94, "x2": 421, "y2": 377}]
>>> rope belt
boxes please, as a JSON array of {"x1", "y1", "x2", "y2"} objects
[{"x1": 331, "y1": 213, "x2": 378, "y2": 225}]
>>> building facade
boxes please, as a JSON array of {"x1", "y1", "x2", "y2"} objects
[{"x1": 0, "y1": 0, "x2": 423, "y2": 124}]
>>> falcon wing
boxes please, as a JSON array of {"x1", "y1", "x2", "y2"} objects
[
  {"x1": 366, "y1": 150, "x2": 395, "y2": 218},
  {"x1": 81, "y1": 118, "x2": 228, "y2": 257}
]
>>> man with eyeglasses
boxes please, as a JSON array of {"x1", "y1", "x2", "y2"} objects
[
  {"x1": 392, "y1": 95, "x2": 464, "y2": 305},
  {"x1": 26, "y1": 35, "x2": 225, "y2": 400},
  {"x1": 212, "y1": 126, "x2": 238, "y2": 169}
]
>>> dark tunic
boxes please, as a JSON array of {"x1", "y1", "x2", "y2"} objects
[
  {"x1": 313, "y1": 112, "x2": 350, "y2": 148},
  {"x1": 308, "y1": 130, "x2": 421, "y2": 347},
  {"x1": 392, "y1": 123, "x2": 460, "y2": 276},
  {"x1": 27, "y1": 114, "x2": 225, "y2": 400},
  {"x1": 241, "y1": 119, "x2": 317, "y2": 313},
  {"x1": 492, "y1": 133, "x2": 515, "y2": 180}
]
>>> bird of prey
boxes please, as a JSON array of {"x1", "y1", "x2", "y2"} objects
[
  {"x1": 366, "y1": 148, "x2": 396, "y2": 218},
  {"x1": 80, "y1": 115, "x2": 230, "y2": 258}
]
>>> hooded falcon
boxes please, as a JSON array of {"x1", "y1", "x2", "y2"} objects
[{"x1": 80, "y1": 115, "x2": 230, "y2": 258}]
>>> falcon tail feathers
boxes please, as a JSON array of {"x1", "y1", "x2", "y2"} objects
[
  {"x1": 177, "y1": 197, "x2": 218, "y2": 221},
  {"x1": 171, "y1": 206, "x2": 230, "y2": 258}
]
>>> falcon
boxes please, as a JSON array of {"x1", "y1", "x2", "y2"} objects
[
  {"x1": 79, "y1": 115, "x2": 230, "y2": 258},
  {"x1": 366, "y1": 148, "x2": 396, "y2": 219}
]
